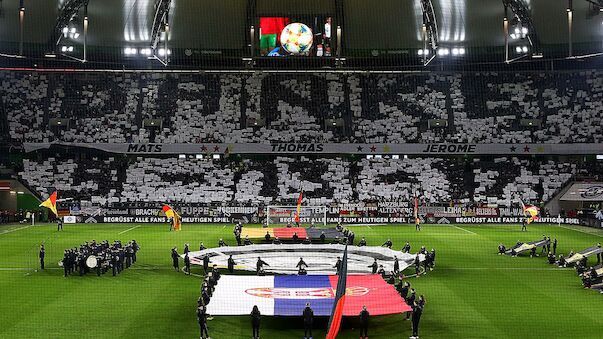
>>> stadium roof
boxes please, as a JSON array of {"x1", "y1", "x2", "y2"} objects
[{"x1": 0, "y1": 0, "x2": 602, "y2": 69}]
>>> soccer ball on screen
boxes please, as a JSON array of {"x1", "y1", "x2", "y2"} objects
[{"x1": 280, "y1": 23, "x2": 314, "y2": 55}]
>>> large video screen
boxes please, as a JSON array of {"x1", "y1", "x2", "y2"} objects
[{"x1": 259, "y1": 16, "x2": 334, "y2": 57}]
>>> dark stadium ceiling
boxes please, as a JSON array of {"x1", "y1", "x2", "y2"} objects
[{"x1": 0, "y1": 0, "x2": 602, "y2": 68}]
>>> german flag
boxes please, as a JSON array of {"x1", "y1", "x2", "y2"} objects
[
  {"x1": 520, "y1": 199, "x2": 540, "y2": 224},
  {"x1": 162, "y1": 205, "x2": 181, "y2": 231},
  {"x1": 294, "y1": 190, "x2": 303, "y2": 224},
  {"x1": 39, "y1": 191, "x2": 58, "y2": 217},
  {"x1": 326, "y1": 245, "x2": 348, "y2": 339}
]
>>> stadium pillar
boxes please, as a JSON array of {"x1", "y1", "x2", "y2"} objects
[
  {"x1": 19, "y1": 1, "x2": 25, "y2": 56},
  {"x1": 567, "y1": 0, "x2": 573, "y2": 57},
  {"x1": 83, "y1": 5, "x2": 88, "y2": 62}
]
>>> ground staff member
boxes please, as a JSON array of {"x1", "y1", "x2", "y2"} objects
[
  {"x1": 303, "y1": 302, "x2": 313, "y2": 339},
  {"x1": 251, "y1": 305, "x2": 261, "y2": 339},
  {"x1": 410, "y1": 295, "x2": 425, "y2": 339},
  {"x1": 359, "y1": 305, "x2": 369, "y2": 339}
]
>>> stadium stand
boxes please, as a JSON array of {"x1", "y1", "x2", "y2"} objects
[
  {"x1": 15, "y1": 154, "x2": 585, "y2": 208},
  {"x1": 3, "y1": 70, "x2": 603, "y2": 144}
]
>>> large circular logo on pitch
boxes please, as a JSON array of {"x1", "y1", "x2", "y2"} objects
[{"x1": 581, "y1": 185, "x2": 603, "y2": 199}]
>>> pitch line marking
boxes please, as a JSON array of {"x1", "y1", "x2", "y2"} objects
[
  {"x1": 452, "y1": 225, "x2": 477, "y2": 235},
  {"x1": 118, "y1": 225, "x2": 141, "y2": 235},
  {"x1": 0, "y1": 225, "x2": 31, "y2": 235},
  {"x1": 556, "y1": 224, "x2": 603, "y2": 238}
]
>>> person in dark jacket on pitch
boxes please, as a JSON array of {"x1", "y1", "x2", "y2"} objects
[
  {"x1": 171, "y1": 247, "x2": 180, "y2": 271},
  {"x1": 319, "y1": 232, "x2": 326, "y2": 243},
  {"x1": 203, "y1": 254, "x2": 211, "y2": 272},
  {"x1": 553, "y1": 238, "x2": 558, "y2": 255},
  {"x1": 547, "y1": 252, "x2": 556, "y2": 264},
  {"x1": 334, "y1": 257, "x2": 342, "y2": 274},
  {"x1": 111, "y1": 252, "x2": 118, "y2": 276},
  {"x1": 297, "y1": 257, "x2": 308, "y2": 270},
  {"x1": 272, "y1": 237, "x2": 281, "y2": 245},
  {"x1": 292, "y1": 232, "x2": 299, "y2": 243},
  {"x1": 359, "y1": 305, "x2": 369, "y2": 339},
  {"x1": 197, "y1": 306, "x2": 210, "y2": 339},
  {"x1": 39, "y1": 244, "x2": 45, "y2": 270},
  {"x1": 358, "y1": 237, "x2": 367, "y2": 246},
  {"x1": 402, "y1": 242, "x2": 411, "y2": 253},
  {"x1": 498, "y1": 244, "x2": 506, "y2": 255},
  {"x1": 251, "y1": 305, "x2": 261, "y2": 339},
  {"x1": 597, "y1": 243, "x2": 601, "y2": 264},
  {"x1": 399, "y1": 281, "x2": 410, "y2": 299},
  {"x1": 393, "y1": 256, "x2": 400, "y2": 274},
  {"x1": 410, "y1": 295, "x2": 425, "y2": 339},
  {"x1": 132, "y1": 240, "x2": 140, "y2": 263},
  {"x1": 227, "y1": 255, "x2": 236, "y2": 273},
  {"x1": 218, "y1": 238, "x2": 227, "y2": 247},
  {"x1": 414, "y1": 254, "x2": 421, "y2": 276},
  {"x1": 264, "y1": 231, "x2": 271, "y2": 243},
  {"x1": 256, "y1": 257, "x2": 269, "y2": 275},
  {"x1": 244, "y1": 235, "x2": 253, "y2": 246},
  {"x1": 546, "y1": 237, "x2": 552, "y2": 254},
  {"x1": 377, "y1": 264, "x2": 386, "y2": 278},
  {"x1": 382, "y1": 239, "x2": 393, "y2": 249},
  {"x1": 184, "y1": 243, "x2": 190, "y2": 255},
  {"x1": 303, "y1": 302, "x2": 314, "y2": 339},
  {"x1": 184, "y1": 253, "x2": 191, "y2": 275},
  {"x1": 521, "y1": 218, "x2": 527, "y2": 232},
  {"x1": 368, "y1": 258, "x2": 378, "y2": 274},
  {"x1": 199, "y1": 241, "x2": 206, "y2": 251},
  {"x1": 405, "y1": 289, "x2": 416, "y2": 320}
]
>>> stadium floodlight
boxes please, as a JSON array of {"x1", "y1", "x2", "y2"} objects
[
  {"x1": 392, "y1": 155, "x2": 400, "y2": 160},
  {"x1": 158, "y1": 48, "x2": 171, "y2": 56},
  {"x1": 452, "y1": 48, "x2": 459, "y2": 55},
  {"x1": 419, "y1": 0, "x2": 439, "y2": 66},
  {"x1": 9, "y1": 191, "x2": 16, "y2": 195},
  {"x1": 438, "y1": 48, "x2": 450, "y2": 56},
  {"x1": 17, "y1": 191, "x2": 24, "y2": 195},
  {"x1": 149, "y1": 0, "x2": 172, "y2": 66},
  {"x1": 596, "y1": 155, "x2": 603, "y2": 160},
  {"x1": 503, "y1": 0, "x2": 540, "y2": 62},
  {"x1": 178, "y1": 154, "x2": 186, "y2": 159},
  {"x1": 195, "y1": 154, "x2": 203, "y2": 160},
  {"x1": 212, "y1": 154, "x2": 221, "y2": 160},
  {"x1": 404, "y1": 155, "x2": 409, "y2": 159},
  {"x1": 459, "y1": 47, "x2": 466, "y2": 55}
]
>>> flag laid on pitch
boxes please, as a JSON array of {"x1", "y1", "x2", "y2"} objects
[
  {"x1": 39, "y1": 191, "x2": 58, "y2": 217},
  {"x1": 520, "y1": 200, "x2": 540, "y2": 224},
  {"x1": 294, "y1": 190, "x2": 303, "y2": 224},
  {"x1": 326, "y1": 245, "x2": 348, "y2": 339},
  {"x1": 206, "y1": 274, "x2": 410, "y2": 316},
  {"x1": 162, "y1": 205, "x2": 181, "y2": 231}
]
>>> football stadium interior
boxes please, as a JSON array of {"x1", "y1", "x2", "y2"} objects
[{"x1": 1, "y1": 1, "x2": 603, "y2": 338}]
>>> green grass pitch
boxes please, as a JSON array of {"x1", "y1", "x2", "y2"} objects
[{"x1": 1, "y1": 222, "x2": 602, "y2": 339}]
